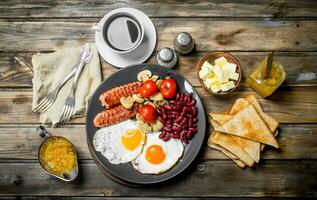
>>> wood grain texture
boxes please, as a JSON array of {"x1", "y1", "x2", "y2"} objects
[
  {"x1": 1, "y1": 52, "x2": 317, "y2": 88},
  {"x1": 0, "y1": 160, "x2": 316, "y2": 197},
  {"x1": 1, "y1": 198, "x2": 307, "y2": 200},
  {"x1": 1, "y1": 0, "x2": 317, "y2": 18},
  {"x1": 0, "y1": 19, "x2": 316, "y2": 52},
  {"x1": 0, "y1": 86, "x2": 316, "y2": 124},
  {"x1": 0, "y1": 124, "x2": 316, "y2": 160}
]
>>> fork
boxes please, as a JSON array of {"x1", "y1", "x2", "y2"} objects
[
  {"x1": 32, "y1": 62, "x2": 81, "y2": 113},
  {"x1": 60, "y1": 44, "x2": 92, "y2": 124}
]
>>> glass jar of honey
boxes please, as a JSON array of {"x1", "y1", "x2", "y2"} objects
[{"x1": 246, "y1": 55, "x2": 287, "y2": 98}]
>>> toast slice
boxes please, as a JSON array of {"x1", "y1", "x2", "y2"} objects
[
  {"x1": 209, "y1": 130, "x2": 255, "y2": 167},
  {"x1": 244, "y1": 94, "x2": 279, "y2": 133},
  {"x1": 244, "y1": 95, "x2": 279, "y2": 150},
  {"x1": 214, "y1": 105, "x2": 279, "y2": 148},
  {"x1": 209, "y1": 143, "x2": 246, "y2": 168},
  {"x1": 210, "y1": 114, "x2": 261, "y2": 162}
]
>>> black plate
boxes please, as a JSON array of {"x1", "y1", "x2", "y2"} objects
[{"x1": 85, "y1": 64, "x2": 206, "y2": 185}]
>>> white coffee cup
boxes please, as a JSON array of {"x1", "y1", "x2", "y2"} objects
[{"x1": 93, "y1": 10, "x2": 144, "y2": 54}]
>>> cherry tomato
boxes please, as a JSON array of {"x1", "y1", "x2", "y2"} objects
[
  {"x1": 139, "y1": 105, "x2": 157, "y2": 123},
  {"x1": 139, "y1": 80, "x2": 158, "y2": 97},
  {"x1": 160, "y1": 78, "x2": 177, "y2": 99}
]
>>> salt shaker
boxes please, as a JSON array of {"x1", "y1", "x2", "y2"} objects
[
  {"x1": 156, "y1": 47, "x2": 177, "y2": 68},
  {"x1": 174, "y1": 32, "x2": 194, "y2": 54}
]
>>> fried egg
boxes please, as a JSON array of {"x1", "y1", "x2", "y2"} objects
[
  {"x1": 93, "y1": 120, "x2": 146, "y2": 164},
  {"x1": 132, "y1": 132, "x2": 184, "y2": 174}
]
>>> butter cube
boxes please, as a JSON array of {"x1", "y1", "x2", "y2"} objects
[
  {"x1": 221, "y1": 81, "x2": 235, "y2": 92},
  {"x1": 199, "y1": 68, "x2": 210, "y2": 80},
  {"x1": 224, "y1": 62, "x2": 237, "y2": 73},
  {"x1": 210, "y1": 84, "x2": 221, "y2": 93},
  {"x1": 219, "y1": 69, "x2": 230, "y2": 83},
  {"x1": 210, "y1": 77, "x2": 218, "y2": 86},
  {"x1": 229, "y1": 72, "x2": 239, "y2": 81},
  {"x1": 215, "y1": 56, "x2": 228, "y2": 67},
  {"x1": 201, "y1": 61, "x2": 214, "y2": 71},
  {"x1": 212, "y1": 65, "x2": 222, "y2": 79},
  {"x1": 203, "y1": 78, "x2": 212, "y2": 88}
]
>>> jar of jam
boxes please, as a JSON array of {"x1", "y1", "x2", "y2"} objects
[{"x1": 246, "y1": 54, "x2": 287, "y2": 98}]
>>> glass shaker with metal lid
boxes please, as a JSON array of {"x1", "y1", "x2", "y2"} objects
[
  {"x1": 156, "y1": 47, "x2": 178, "y2": 68},
  {"x1": 174, "y1": 32, "x2": 195, "y2": 54}
]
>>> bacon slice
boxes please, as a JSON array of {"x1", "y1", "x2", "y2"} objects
[
  {"x1": 99, "y1": 82, "x2": 141, "y2": 109},
  {"x1": 93, "y1": 104, "x2": 140, "y2": 128}
]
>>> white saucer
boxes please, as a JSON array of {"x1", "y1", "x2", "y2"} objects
[{"x1": 95, "y1": 8, "x2": 157, "y2": 68}]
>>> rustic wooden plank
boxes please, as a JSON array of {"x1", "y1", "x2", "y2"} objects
[
  {"x1": 0, "y1": 124, "x2": 316, "y2": 160},
  {"x1": 1, "y1": 0, "x2": 317, "y2": 18},
  {"x1": 1, "y1": 52, "x2": 317, "y2": 88},
  {"x1": 0, "y1": 160, "x2": 316, "y2": 197},
  {"x1": 0, "y1": 86, "x2": 316, "y2": 124},
  {"x1": 0, "y1": 19, "x2": 316, "y2": 52},
  {"x1": 3, "y1": 197, "x2": 264, "y2": 200}
]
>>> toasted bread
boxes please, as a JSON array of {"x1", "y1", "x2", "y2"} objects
[
  {"x1": 244, "y1": 94, "x2": 279, "y2": 133},
  {"x1": 214, "y1": 105, "x2": 279, "y2": 148},
  {"x1": 209, "y1": 130, "x2": 255, "y2": 167},
  {"x1": 210, "y1": 113, "x2": 261, "y2": 163},
  {"x1": 209, "y1": 143, "x2": 246, "y2": 168}
]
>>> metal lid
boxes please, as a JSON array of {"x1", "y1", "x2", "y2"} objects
[
  {"x1": 176, "y1": 32, "x2": 192, "y2": 47},
  {"x1": 158, "y1": 47, "x2": 174, "y2": 62},
  {"x1": 105, "y1": 16, "x2": 142, "y2": 51}
]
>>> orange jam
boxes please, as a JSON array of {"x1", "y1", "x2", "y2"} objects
[{"x1": 39, "y1": 137, "x2": 76, "y2": 177}]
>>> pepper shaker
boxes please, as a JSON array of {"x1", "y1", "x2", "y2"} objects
[
  {"x1": 156, "y1": 47, "x2": 177, "y2": 68},
  {"x1": 174, "y1": 32, "x2": 194, "y2": 54}
]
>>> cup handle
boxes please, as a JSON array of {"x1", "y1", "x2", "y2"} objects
[
  {"x1": 92, "y1": 24, "x2": 101, "y2": 32},
  {"x1": 37, "y1": 126, "x2": 50, "y2": 140}
]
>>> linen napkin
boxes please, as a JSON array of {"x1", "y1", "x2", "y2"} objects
[{"x1": 32, "y1": 43, "x2": 102, "y2": 125}]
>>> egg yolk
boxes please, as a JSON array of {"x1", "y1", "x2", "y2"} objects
[
  {"x1": 121, "y1": 129, "x2": 144, "y2": 151},
  {"x1": 145, "y1": 145, "x2": 166, "y2": 164}
]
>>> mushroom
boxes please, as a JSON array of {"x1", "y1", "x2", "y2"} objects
[
  {"x1": 152, "y1": 120, "x2": 164, "y2": 132},
  {"x1": 132, "y1": 94, "x2": 145, "y2": 104},
  {"x1": 154, "y1": 99, "x2": 168, "y2": 107},
  {"x1": 137, "y1": 70, "x2": 152, "y2": 82},
  {"x1": 149, "y1": 93, "x2": 164, "y2": 101},
  {"x1": 156, "y1": 79, "x2": 163, "y2": 87},
  {"x1": 136, "y1": 113, "x2": 143, "y2": 121},
  {"x1": 120, "y1": 96, "x2": 134, "y2": 109},
  {"x1": 151, "y1": 75, "x2": 159, "y2": 82},
  {"x1": 138, "y1": 120, "x2": 152, "y2": 133},
  {"x1": 144, "y1": 101, "x2": 156, "y2": 107}
]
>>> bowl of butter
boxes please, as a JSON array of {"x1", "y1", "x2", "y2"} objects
[{"x1": 196, "y1": 51, "x2": 241, "y2": 95}]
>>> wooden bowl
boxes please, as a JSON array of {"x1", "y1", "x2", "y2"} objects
[{"x1": 196, "y1": 51, "x2": 242, "y2": 95}]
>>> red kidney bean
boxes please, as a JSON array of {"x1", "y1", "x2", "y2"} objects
[
  {"x1": 187, "y1": 131, "x2": 193, "y2": 139},
  {"x1": 184, "y1": 95, "x2": 189, "y2": 104},
  {"x1": 164, "y1": 127, "x2": 172, "y2": 132},
  {"x1": 159, "y1": 132, "x2": 166, "y2": 139},
  {"x1": 171, "y1": 133, "x2": 179, "y2": 139},
  {"x1": 189, "y1": 127, "x2": 197, "y2": 133},
  {"x1": 165, "y1": 105, "x2": 172, "y2": 110},
  {"x1": 188, "y1": 118, "x2": 193, "y2": 128},
  {"x1": 172, "y1": 126, "x2": 181, "y2": 132},
  {"x1": 180, "y1": 118, "x2": 187, "y2": 126},
  {"x1": 188, "y1": 98, "x2": 197, "y2": 106}
]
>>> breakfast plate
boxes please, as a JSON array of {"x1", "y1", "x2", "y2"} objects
[{"x1": 85, "y1": 64, "x2": 206, "y2": 185}]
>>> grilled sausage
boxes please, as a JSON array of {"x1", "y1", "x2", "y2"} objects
[
  {"x1": 93, "y1": 103, "x2": 140, "y2": 128},
  {"x1": 99, "y1": 82, "x2": 141, "y2": 109}
]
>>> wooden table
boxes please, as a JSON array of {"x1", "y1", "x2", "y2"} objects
[{"x1": 0, "y1": 0, "x2": 317, "y2": 198}]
